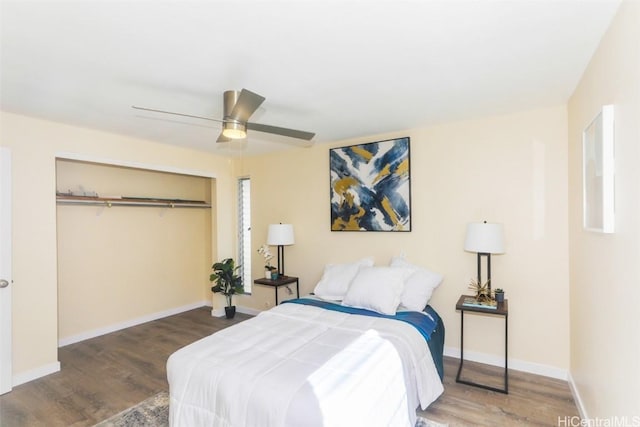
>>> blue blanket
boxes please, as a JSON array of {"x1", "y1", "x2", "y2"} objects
[{"x1": 282, "y1": 298, "x2": 437, "y2": 342}]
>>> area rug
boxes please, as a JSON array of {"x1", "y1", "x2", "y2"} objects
[
  {"x1": 94, "y1": 392, "x2": 169, "y2": 427},
  {"x1": 94, "y1": 391, "x2": 448, "y2": 426}
]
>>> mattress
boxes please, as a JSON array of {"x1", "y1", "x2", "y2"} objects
[{"x1": 167, "y1": 298, "x2": 444, "y2": 426}]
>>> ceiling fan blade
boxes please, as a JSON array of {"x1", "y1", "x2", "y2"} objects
[
  {"x1": 246, "y1": 122, "x2": 315, "y2": 141},
  {"x1": 132, "y1": 105, "x2": 224, "y2": 123},
  {"x1": 228, "y1": 89, "x2": 265, "y2": 122}
]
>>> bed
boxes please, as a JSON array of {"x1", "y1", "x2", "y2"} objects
[{"x1": 168, "y1": 259, "x2": 445, "y2": 427}]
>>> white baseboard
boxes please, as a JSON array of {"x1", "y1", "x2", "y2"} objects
[
  {"x1": 58, "y1": 300, "x2": 209, "y2": 347},
  {"x1": 567, "y1": 372, "x2": 588, "y2": 419},
  {"x1": 444, "y1": 346, "x2": 569, "y2": 380},
  {"x1": 17, "y1": 302, "x2": 209, "y2": 387},
  {"x1": 13, "y1": 361, "x2": 61, "y2": 387}
]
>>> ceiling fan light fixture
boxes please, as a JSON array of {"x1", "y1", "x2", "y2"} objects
[
  {"x1": 134, "y1": 88, "x2": 314, "y2": 143},
  {"x1": 222, "y1": 121, "x2": 246, "y2": 139}
]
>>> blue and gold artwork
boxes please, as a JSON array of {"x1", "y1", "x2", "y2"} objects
[{"x1": 330, "y1": 137, "x2": 411, "y2": 231}]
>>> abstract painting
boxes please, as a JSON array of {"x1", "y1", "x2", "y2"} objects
[{"x1": 330, "y1": 137, "x2": 411, "y2": 231}]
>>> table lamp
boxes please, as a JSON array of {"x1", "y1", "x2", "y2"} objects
[
  {"x1": 464, "y1": 221, "x2": 505, "y2": 296},
  {"x1": 267, "y1": 224, "x2": 295, "y2": 277}
]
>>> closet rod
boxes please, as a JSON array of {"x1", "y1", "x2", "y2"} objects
[{"x1": 56, "y1": 196, "x2": 211, "y2": 209}]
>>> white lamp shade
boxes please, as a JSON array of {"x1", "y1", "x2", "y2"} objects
[
  {"x1": 267, "y1": 224, "x2": 295, "y2": 246},
  {"x1": 464, "y1": 222, "x2": 505, "y2": 254}
]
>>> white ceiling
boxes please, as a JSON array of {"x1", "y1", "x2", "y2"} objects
[{"x1": 0, "y1": 0, "x2": 621, "y2": 157}]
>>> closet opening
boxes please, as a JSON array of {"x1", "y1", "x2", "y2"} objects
[{"x1": 55, "y1": 157, "x2": 215, "y2": 347}]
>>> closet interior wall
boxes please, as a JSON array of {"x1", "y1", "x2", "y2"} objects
[{"x1": 55, "y1": 159, "x2": 213, "y2": 343}]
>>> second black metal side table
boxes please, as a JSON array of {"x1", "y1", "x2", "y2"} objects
[{"x1": 455, "y1": 294, "x2": 509, "y2": 394}]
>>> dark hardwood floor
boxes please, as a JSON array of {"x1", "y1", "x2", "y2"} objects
[
  {"x1": 0, "y1": 307, "x2": 250, "y2": 427},
  {"x1": 0, "y1": 307, "x2": 578, "y2": 426},
  {"x1": 419, "y1": 359, "x2": 579, "y2": 426}
]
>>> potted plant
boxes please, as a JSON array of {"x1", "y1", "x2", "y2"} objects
[
  {"x1": 258, "y1": 244, "x2": 275, "y2": 279},
  {"x1": 494, "y1": 288, "x2": 505, "y2": 303},
  {"x1": 267, "y1": 265, "x2": 278, "y2": 280},
  {"x1": 210, "y1": 258, "x2": 244, "y2": 319}
]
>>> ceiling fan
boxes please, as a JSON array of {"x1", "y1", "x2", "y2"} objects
[{"x1": 132, "y1": 88, "x2": 315, "y2": 143}]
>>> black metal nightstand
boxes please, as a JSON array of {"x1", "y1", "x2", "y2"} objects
[
  {"x1": 455, "y1": 294, "x2": 509, "y2": 394},
  {"x1": 253, "y1": 276, "x2": 299, "y2": 305}
]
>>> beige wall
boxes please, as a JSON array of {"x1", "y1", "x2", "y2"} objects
[
  {"x1": 568, "y1": 0, "x2": 640, "y2": 419},
  {"x1": 56, "y1": 160, "x2": 213, "y2": 341},
  {"x1": 0, "y1": 111, "x2": 235, "y2": 379},
  {"x1": 237, "y1": 105, "x2": 570, "y2": 371}
]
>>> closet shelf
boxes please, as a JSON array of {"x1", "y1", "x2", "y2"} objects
[{"x1": 56, "y1": 195, "x2": 211, "y2": 209}]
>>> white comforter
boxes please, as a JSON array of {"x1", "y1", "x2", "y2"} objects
[{"x1": 167, "y1": 301, "x2": 443, "y2": 427}]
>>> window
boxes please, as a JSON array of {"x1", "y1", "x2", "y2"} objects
[{"x1": 238, "y1": 177, "x2": 251, "y2": 293}]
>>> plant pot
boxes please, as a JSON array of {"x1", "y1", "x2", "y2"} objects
[
  {"x1": 265, "y1": 271, "x2": 271, "y2": 279},
  {"x1": 225, "y1": 306, "x2": 236, "y2": 319},
  {"x1": 495, "y1": 293, "x2": 505, "y2": 303}
]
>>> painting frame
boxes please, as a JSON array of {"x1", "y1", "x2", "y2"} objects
[
  {"x1": 330, "y1": 137, "x2": 411, "y2": 232},
  {"x1": 583, "y1": 105, "x2": 615, "y2": 233}
]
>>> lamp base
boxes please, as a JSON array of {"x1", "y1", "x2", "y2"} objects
[
  {"x1": 276, "y1": 245, "x2": 285, "y2": 276},
  {"x1": 476, "y1": 252, "x2": 493, "y2": 297}
]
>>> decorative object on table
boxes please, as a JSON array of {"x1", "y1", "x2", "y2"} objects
[
  {"x1": 258, "y1": 244, "x2": 276, "y2": 278},
  {"x1": 461, "y1": 296, "x2": 497, "y2": 309},
  {"x1": 467, "y1": 278, "x2": 492, "y2": 302},
  {"x1": 270, "y1": 270, "x2": 279, "y2": 280},
  {"x1": 494, "y1": 288, "x2": 505, "y2": 303},
  {"x1": 210, "y1": 258, "x2": 244, "y2": 319},
  {"x1": 330, "y1": 137, "x2": 411, "y2": 232},
  {"x1": 267, "y1": 223, "x2": 295, "y2": 276},
  {"x1": 583, "y1": 104, "x2": 615, "y2": 233},
  {"x1": 464, "y1": 221, "x2": 505, "y2": 297}
]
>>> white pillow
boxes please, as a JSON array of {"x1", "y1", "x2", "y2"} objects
[
  {"x1": 313, "y1": 257, "x2": 374, "y2": 300},
  {"x1": 390, "y1": 256, "x2": 443, "y2": 311},
  {"x1": 342, "y1": 266, "x2": 405, "y2": 315}
]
